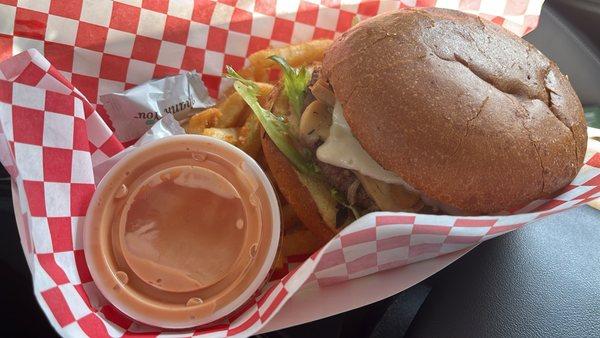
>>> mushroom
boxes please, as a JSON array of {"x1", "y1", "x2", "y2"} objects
[
  {"x1": 299, "y1": 100, "x2": 332, "y2": 146},
  {"x1": 310, "y1": 79, "x2": 336, "y2": 106}
]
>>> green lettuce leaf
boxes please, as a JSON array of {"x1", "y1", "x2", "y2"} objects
[
  {"x1": 268, "y1": 55, "x2": 312, "y2": 120},
  {"x1": 225, "y1": 66, "x2": 317, "y2": 176}
]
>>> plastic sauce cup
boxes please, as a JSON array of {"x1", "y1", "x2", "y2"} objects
[{"x1": 84, "y1": 135, "x2": 281, "y2": 328}]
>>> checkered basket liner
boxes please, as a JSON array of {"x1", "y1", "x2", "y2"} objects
[{"x1": 2, "y1": 1, "x2": 597, "y2": 337}]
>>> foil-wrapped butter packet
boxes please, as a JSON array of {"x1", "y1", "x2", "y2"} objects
[{"x1": 100, "y1": 71, "x2": 215, "y2": 142}]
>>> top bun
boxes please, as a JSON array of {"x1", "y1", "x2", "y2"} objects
[{"x1": 321, "y1": 8, "x2": 587, "y2": 214}]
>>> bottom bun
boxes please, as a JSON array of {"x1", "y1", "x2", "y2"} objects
[{"x1": 261, "y1": 130, "x2": 338, "y2": 242}]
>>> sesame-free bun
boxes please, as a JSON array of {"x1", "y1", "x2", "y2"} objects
[
  {"x1": 261, "y1": 86, "x2": 339, "y2": 241},
  {"x1": 261, "y1": 129, "x2": 338, "y2": 241},
  {"x1": 321, "y1": 8, "x2": 587, "y2": 214}
]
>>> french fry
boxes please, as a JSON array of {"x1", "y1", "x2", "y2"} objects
[
  {"x1": 236, "y1": 82, "x2": 274, "y2": 158},
  {"x1": 237, "y1": 67, "x2": 256, "y2": 81},
  {"x1": 186, "y1": 81, "x2": 273, "y2": 157},
  {"x1": 215, "y1": 93, "x2": 247, "y2": 128},
  {"x1": 214, "y1": 82, "x2": 274, "y2": 128},
  {"x1": 185, "y1": 108, "x2": 222, "y2": 134},
  {"x1": 248, "y1": 39, "x2": 332, "y2": 72},
  {"x1": 238, "y1": 114, "x2": 261, "y2": 158},
  {"x1": 283, "y1": 226, "x2": 326, "y2": 257},
  {"x1": 202, "y1": 128, "x2": 240, "y2": 146},
  {"x1": 256, "y1": 82, "x2": 275, "y2": 101},
  {"x1": 252, "y1": 67, "x2": 269, "y2": 83}
]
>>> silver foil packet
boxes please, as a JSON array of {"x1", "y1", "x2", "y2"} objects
[{"x1": 100, "y1": 71, "x2": 214, "y2": 142}]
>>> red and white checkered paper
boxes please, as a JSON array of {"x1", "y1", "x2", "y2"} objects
[{"x1": 3, "y1": 1, "x2": 599, "y2": 337}]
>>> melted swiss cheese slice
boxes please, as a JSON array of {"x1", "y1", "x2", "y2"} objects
[{"x1": 316, "y1": 101, "x2": 409, "y2": 186}]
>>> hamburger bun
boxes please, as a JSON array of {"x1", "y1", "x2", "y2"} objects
[
  {"x1": 261, "y1": 130, "x2": 339, "y2": 241},
  {"x1": 322, "y1": 8, "x2": 587, "y2": 214},
  {"x1": 261, "y1": 85, "x2": 339, "y2": 241}
]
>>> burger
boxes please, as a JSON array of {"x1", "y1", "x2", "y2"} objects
[{"x1": 227, "y1": 8, "x2": 587, "y2": 241}]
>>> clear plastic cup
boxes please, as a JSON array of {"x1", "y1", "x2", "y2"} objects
[{"x1": 84, "y1": 135, "x2": 281, "y2": 328}]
